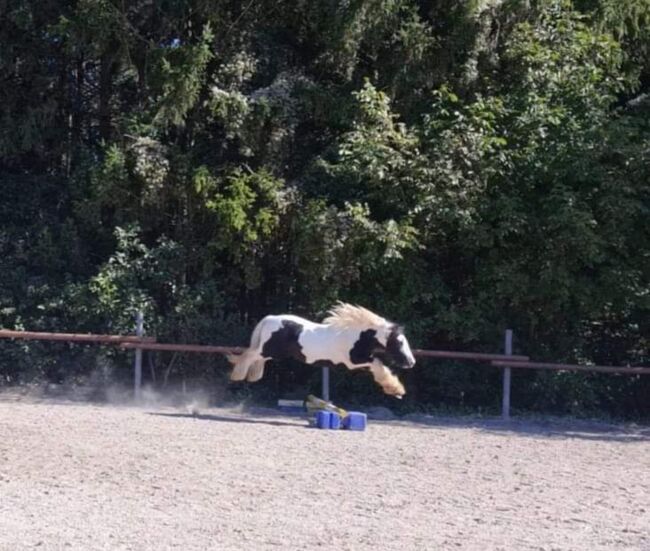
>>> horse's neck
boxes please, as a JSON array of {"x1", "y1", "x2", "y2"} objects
[{"x1": 319, "y1": 323, "x2": 388, "y2": 343}]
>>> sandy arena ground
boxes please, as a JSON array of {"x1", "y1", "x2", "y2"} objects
[{"x1": 0, "y1": 393, "x2": 648, "y2": 551}]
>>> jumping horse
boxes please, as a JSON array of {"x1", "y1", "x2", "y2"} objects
[{"x1": 228, "y1": 303, "x2": 416, "y2": 397}]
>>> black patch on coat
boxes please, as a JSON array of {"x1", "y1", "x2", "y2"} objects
[
  {"x1": 349, "y1": 329, "x2": 383, "y2": 365},
  {"x1": 261, "y1": 320, "x2": 306, "y2": 363},
  {"x1": 313, "y1": 359, "x2": 338, "y2": 369}
]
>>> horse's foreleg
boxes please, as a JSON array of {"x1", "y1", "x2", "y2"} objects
[{"x1": 369, "y1": 361, "x2": 406, "y2": 398}]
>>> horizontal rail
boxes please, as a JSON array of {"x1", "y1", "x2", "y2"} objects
[
  {"x1": 492, "y1": 360, "x2": 650, "y2": 375},
  {"x1": 7, "y1": 329, "x2": 644, "y2": 376},
  {"x1": 120, "y1": 342, "x2": 244, "y2": 354},
  {"x1": 413, "y1": 349, "x2": 529, "y2": 362},
  {"x1": 0, "y1": 329, "x2": 155, "y2": 345}
]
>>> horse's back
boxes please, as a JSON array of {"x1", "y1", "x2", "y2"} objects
[
  {"x1": 253, "y1": 314, "x2": 345, "y2": 362},
  {"x1": 253, "y1": 314, "x2": 321, "y2": 349},
  {"x1": 260, "y1": 314, "x2": 320, "y2": 330}
]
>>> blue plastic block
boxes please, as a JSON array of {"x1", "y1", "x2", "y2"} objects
[
  {"x1": 342, "y1": 412, "x2": 367, "y2": 431},
  {"x1": 329, "y1": 412, "x2": 341, "y2": 429},
  {"x1": 316, "y1": 411, "x2": 332, "y2": 429}
]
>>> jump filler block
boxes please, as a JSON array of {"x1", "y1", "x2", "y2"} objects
[
  {"x1": 316, "y1": 410, "x2": 334, "y2": 429},
  {"x1": 342, "y1": 412, "x2": 367, "y2": 431},
  {"x1": 308, "y1": 394, "x2": 367, "y2": 431},
  {"x1": 315, "y1": 410, "x2": 367, "y2": 431}
]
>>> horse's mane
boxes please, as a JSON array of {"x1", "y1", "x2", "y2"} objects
[{"x1": 323, "y1": 302, "x2": 389, "y2": 330}]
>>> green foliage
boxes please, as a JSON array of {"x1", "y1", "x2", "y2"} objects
[
  {"x1": 152, "y1": 24, "x2": 215, "y2": 128},
  {"x1": 205, "y1": 167, "x2": 283, "y2": 250},
  {"x1": 0, "y1": 0, "x2": 648, "y2": 417}
]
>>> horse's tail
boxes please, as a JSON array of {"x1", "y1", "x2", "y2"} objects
[{"x1": 228, "y1": 318, "x2": 267, "y2": 381}]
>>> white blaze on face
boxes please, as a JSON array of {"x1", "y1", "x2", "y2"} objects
[{"x1": 398, "y1": 334, "x2": 416, "y2": 367}]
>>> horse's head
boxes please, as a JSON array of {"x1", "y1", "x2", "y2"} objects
[
  {"x1": 376, "y1": 324, "x2": 416, "y2": 369},
  {"x1": 324, "y1": 302, "x2": 416, "y2": 370}
]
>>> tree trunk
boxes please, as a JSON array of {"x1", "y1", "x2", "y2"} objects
[{"x1": 99, "y1": 52, "x2": 115, "y2": 143}]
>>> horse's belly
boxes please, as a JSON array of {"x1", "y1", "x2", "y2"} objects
[{"x1": 299, "y1": 329, "x2": 351, "y2": 366}]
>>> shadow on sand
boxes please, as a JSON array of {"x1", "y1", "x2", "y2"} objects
[
  {"x1": 149, "y1": 407, "x2": 649, "y2": 443},
  {"x1": 149, "y1": 410, "x2": 310, "y2": 428},
  {"x1": 2, "y1": 386, "x2": 646, "y2": 442},
  {"x1": 375, "y1": 414, "x2": 650, "y2": 444}
]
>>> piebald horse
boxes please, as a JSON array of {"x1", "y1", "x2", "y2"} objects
[{"x1": 228, "y1": 303, "x2": 416, "y2": 397}]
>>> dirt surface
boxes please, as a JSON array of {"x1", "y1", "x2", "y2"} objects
[{"x1": 0, "y1": 392, "x2": 648, "y2": 551}]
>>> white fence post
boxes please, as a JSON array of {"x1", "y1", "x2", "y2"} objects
[
  {"x1": 502, "y1": 329, "x2": 513, "y2": 419},
  {"x1": 322, "y1": 366, "x2": 330, "y2": 402},
  {"x1": 134, "y1": 311, "x2": 144, "y2": 401}
]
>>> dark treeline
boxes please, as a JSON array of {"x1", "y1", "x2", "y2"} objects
[{"x1": 1, "y1": 0, "x2": 648, "y2": 417}]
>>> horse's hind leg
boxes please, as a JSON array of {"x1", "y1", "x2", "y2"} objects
[
  {"x1": 229, "y1": 352, "x2": 256, "y2": 381},
  {"x1": 228, "y1": 318, "x2": 268, "y2": 381},
  {"x1": 246, "y1": 358, "x2": 268, "y2": 382}
]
